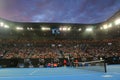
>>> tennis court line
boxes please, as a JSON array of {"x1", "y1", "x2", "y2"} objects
[{"x1": 29, "y1": 69, "x2": 40, "y2": 75}]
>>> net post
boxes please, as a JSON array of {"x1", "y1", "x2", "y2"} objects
[{"x1": 104, "y1": 61, "x2": 107, "y2": 73}]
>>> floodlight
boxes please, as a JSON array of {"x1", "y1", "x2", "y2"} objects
[
  {"x1": 41, "y1": 27, "x2": 45, "y2": 30},
  {"x1": 103, "y1": 24, "x2": 108, "y2": 29},
  {"x1": 63, "y1": 27, "x2": 67, "y2": 31},
  {"x1": 108, "y1": 23, "x2": 112, "y2": 28},
  {"x1": 0, "y1": 22, "x2": 4, "y2": 27},
  {"x1": 86, "y1": 28, "x2": 93, "y2": 32},
  {"x1": 4, "y1": 25, "x2": 9, "y2": 28},
  {"x1": 59, "y1": 26, "x2": 71, "y2": 31},
  {"x1": 115, "y1": 19, "x2": 120, "y2": 25},
  {"x1": 67, "y1": 27, "x2": 71, "y2": 31},
  {"x1": 59, "y1": 27, "x2": 62, "y2": 31},
  {"x1": 41, "y1": 27, "x2": 50, "y2": 31},
  {"x1": 30, "y1": 27, "x2": 33, "y2": 30},
  {"x1": 27, "y1": 27, "x2": 30, "y2": 30},
  {"x1": 16, "y1": 27, "x2": 24, "y2": 30},
  {"x1": 78, "y1": 28, "x2": 82, "y2": 31}
]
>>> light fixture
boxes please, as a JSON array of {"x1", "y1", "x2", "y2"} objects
[
  {"x1": 16, "y1": 27, "x2": 24, "y2": 30},
  {"x1": 86, "y1": 28, "x2": 93, "y2": 32}
]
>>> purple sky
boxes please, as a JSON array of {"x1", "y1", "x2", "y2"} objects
[{"x1": 0, "y1": 0, "x2": 120, "y2": 24}]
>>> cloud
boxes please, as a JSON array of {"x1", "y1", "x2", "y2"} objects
[{"x1": 0, "y1": 0, "x2": 120, "y2": 24}]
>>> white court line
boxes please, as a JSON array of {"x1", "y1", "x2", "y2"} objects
[
  {"x1": 102, "y1": 75, "x2": 113, "y2": 78},
  {"x1": 29, "y1": 69, "x2": 40, "y2": 75}
]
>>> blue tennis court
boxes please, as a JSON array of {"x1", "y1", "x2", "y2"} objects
[{"x1": 0, "y1": 65, "x2": 120, "y2": 80}]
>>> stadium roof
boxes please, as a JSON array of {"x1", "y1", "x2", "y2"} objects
[{"x1": 0, "y1": 0, "x2": 120, "y2": 24}]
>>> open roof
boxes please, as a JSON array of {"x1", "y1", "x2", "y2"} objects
[{"x1": 0, "y1": 0, "x2": 120, "y2": 24}]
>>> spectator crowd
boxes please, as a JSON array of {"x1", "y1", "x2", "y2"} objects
[{"x1": 0, "y1": 39, "x2": 119, "y2": 62}]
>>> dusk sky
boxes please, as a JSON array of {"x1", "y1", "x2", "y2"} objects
[{"x1": 0, "y1": 0, "x2": 120, "y2": 24}]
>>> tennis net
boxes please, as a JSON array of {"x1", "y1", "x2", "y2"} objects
[{"x1": 73, "y1": 60, "x2": 107, "y2": 73}]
